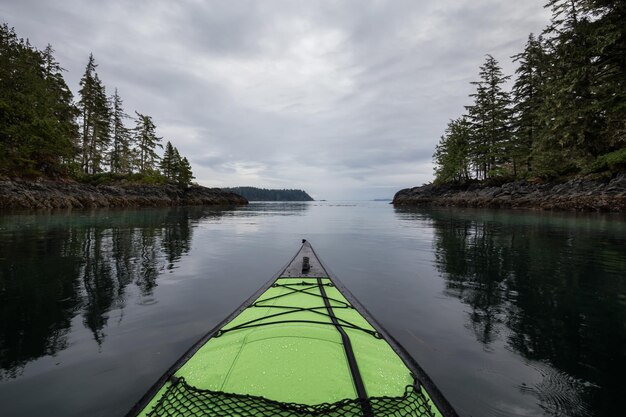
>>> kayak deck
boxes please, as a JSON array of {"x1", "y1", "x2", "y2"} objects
[{"x1": 129, "y1": 241, "x2": 455, "y2": 417}]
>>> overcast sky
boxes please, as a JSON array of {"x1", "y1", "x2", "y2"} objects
[{"x1": 2, "y1": 1, "x2": 550, "y2": 199}]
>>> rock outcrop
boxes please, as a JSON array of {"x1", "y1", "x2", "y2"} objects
[
  {"x1": 393, "y1": 173, "x2": 626, "y2": 212},
  {"x1": 0, "y1": 180, "x2": 248, "y2": 210}
]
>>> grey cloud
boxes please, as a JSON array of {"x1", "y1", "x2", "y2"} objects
[{"x1": 1, "y1": 0, "x2": 550, "y2": 199}]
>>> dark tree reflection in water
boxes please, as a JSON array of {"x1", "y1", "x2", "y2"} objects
[
  {"x1": 0, "y1": 226, "x2": 81, "y2": 380},
  {"x1": 407, "y1": 208, "x2": 626, "y2": 417},
  {"x1": 0, "y1": 207, "x2": 228, "y2": 380}
]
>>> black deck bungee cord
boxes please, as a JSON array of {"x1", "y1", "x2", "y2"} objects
[{"x1": 215, "y1": 281, "x2": 381, "y2": 339}]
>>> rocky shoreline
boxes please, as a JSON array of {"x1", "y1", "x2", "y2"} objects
[
  {"x1": 393, "y1": 173, "x2": 626, "y2": 212},
  {"x1": 0, "y1": 180, "x2": 248, "y2": 210}
]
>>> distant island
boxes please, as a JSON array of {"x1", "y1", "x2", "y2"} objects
[
  {"x1": 225, "y1": 187, "x2": 314, "y2": 201},
  {"x1": 394, "y1": 2, "x2": 626, "y2": 212}
]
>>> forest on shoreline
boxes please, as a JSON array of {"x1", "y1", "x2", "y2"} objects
[
  {"x1": 224, "y1": 187, "x2": 314, "y2": 201},
  {"x1": 433, "y1": 0, "x2": 625, "y2": 186},
  {"x1": 0, "y1": 24, "x2": 194, "y2": 188}
]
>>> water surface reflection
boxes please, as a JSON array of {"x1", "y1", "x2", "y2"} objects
[
  {"x1": 0, "y1": 207, "x2": 231, "y2": 380},
  {"x1": 1, "y1": 204, "x2": 624, "y2": 417},
  {"x1": 395, "y1": 208, "x2": 626, "y2": 417},
  {"x1": 235, "y1": 201, "x2": 311, "y2": 216}
]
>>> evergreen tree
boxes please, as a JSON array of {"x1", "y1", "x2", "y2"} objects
[
  {"x1": 576, "y1": 0, "x2": 626, "y2": 150},
  {"x1": 41, "y1": 44, "x2": 79, "y2": 166},
  {"x1": 160, "y1": 141, "x2": 176, "y2": 179},
  {"x1": 90, "y1": 75, "x2": 111, "y2": 173},
  {"x1": 542, "y1": 0, "x2": 605, "y2": 158},
  {"x1": 78, "y1": 54, "x2": 96, "y2": 172},
  {"x1": 109, "y1": 89, "x2": 132, "y2": 174},
  {"x1": 465, "y1": 80, "x2": 490, "y2": 179},
  {"x1": 78, "y1": 54, "x2": 110, "y2": 174},
  {"x1": 170, "y1": 147, "x2": 183, "y2": 183},
  {"x1": 162, "y1": 144, "x2": 194, "y2": 187},
  {"x1": 172, "y1": 147, "x2": 182, "y2": 177},
  {"x1": 0, "y1": 25, "x2": 77, "y2": 176},
  {"x1": 511, "y1": 34, "x2": 547, "y2": 174},
  {"x1": 433, "y1": 117, "x2": 471, "y2": 184},
  {"x1": 465, "y1": 55, "x2": 512, "y2": 179},
  {"x1": 133, "y1": 112, "x2": 162, "y2": 173},
  {"x1": 176, "y1": 156, "x2": 194, "y2": 188}
]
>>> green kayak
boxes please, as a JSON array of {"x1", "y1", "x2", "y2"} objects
[{"x1": 126, "y1": 240, "x2": 458, "y2": 417}]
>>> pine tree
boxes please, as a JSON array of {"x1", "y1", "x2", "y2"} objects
[
  {"x1": 465, "y1": 81, "x2": 490, "y2": 180},
  {"x1": 160, "y1": 141, "x2": 176, "y2": 179},
  {"x1": 465, "y1": 55, "x2": 512, "y2": 179},
  {"x1": 433, "y1": 117, "x2": 471, "y2": 184},
  {"x1": 0, "y1": 25, "x2": 78, "y2": 176},
  {"x1": 542, "y1": 0, "x2": 604, "y2": 159},
  {"x1": 511, "y1": 34, "x2": 547, "y2": 174},
  {"x1": 176, "y1": 156, "x2": 194, "y2": 188},
  {"x1": 39, "y1": 44, "x2": 79, "y2": 173},
  {"x1": 41, "y1": 44, "x2": 79, "y2": 164},
  {"x1": 78, "y1": 54, "x2": 110, "y2": 174},
  {"x1": 576, "y1": 0, "x2": 626, "y2": 151},
  {"x1": 171, "y1": 147, "x2": 182, "y2": 181},
  {"x1": 91, "y1": 75, "x2": 111, "y2": 173},
  {"x1": 109, "y1": 89, "x2": 132, "y2": 174},
  {"x1": 78, "y1": 54, "x2": 96, "y2": 172},
  {"x1": 133, "y1": 112, "x2": 162, "y2": 174}
]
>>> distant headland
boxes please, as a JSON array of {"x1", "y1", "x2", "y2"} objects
[{"x1": 224, "y1": 187, "x2": 314, "y2": 202}]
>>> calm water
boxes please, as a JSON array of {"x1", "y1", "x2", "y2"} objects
[{"x1": 0, "y1": 202, "x2": 624, "y2": 417}]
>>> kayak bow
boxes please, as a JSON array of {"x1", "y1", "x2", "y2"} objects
[{"x1": 126, "y1": 240, "x2": 458, "y2": 417}]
